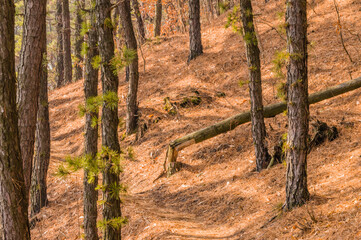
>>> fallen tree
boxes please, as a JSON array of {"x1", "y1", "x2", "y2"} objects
[{"x1": 164, "y1": 76, "x2": 361, "y2": 176}]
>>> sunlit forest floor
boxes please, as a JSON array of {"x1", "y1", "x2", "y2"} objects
[{"x1": 31, "y1": 0, "x2": 361, "y2": 239}]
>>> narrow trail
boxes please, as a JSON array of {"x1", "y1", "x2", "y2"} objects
[{"x1": 32, "y1": 0, "x2": 361, "y2": 239}]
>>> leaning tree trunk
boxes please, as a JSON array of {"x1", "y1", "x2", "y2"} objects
[
  {"x1": 30, "y1": 25, "x2": 50, "y2": 217},
  {"x1": 75, "y1": 0, "x2": 85, "y2": 81},
  {"x1": 0, "y1": 1, "x2": 31, "y2": 238},
  {"x1": 119, "y1": 0, "x2": 140, "y2": 134},
  {"x1": 188, "y1": 0, "x2": 203, "y2": 62},
  {"x1": 154, "y1": 0, "x2": 162, "y2": 37},
  {"x1": 56, "y1": 0, "x2": 64, "y2": 87},
  {"x1": 164, "y1": 76, "x2": 361, "y2": 176},
  {"x1": 17, "y1": 0, "x2": 47, "y2": 199},
  {"x1": 240, "y1": 0, "x2": 270, "y2": 171},
  {"x1": 63, "y1": 0, "x2": 73, "y2": 84},
  {"x1": 96, "y1": 0, "x2": 122, "y2": 239},
  {"x1": 131, "y1": 0, "x2": 146, "y2": 43},
  {"x1": 284, "y1": 0, "x2": 310, "y2": 210},
  {"x1": 83, "y1": 1, "x2": 99, "y2": 239}
]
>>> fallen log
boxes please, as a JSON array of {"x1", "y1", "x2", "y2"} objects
[{"x1": 164, "y1": 76, "x2": 361, "y2": 176}]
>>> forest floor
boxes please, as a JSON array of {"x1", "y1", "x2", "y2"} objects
[{"x1": 31, "y1": 0, "x2": 361, "y2": 239}]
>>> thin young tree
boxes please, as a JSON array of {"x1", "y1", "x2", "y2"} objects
[
  {"x1": 63, "y1": 0, "x2": 73, "y2": 84},
  {"x1": 284, "y1": 0, "x2": 310, "y2": 210},
  {"x1": 119, "y1": 0, "x2": 140, "y2": 134},
  {"x1": 240, "y1": 0, "x2": 270, "y2": 171},
  {"x1": 0, "y1": 0, "x2": 30, "y2": 238},
  {"x1": 154, "y1": 0, "x2": 162, "y2": 37},
  {"x1": 17, "y1": 0, "x2": 47, "y2": 198},
  {"x1": 30, "y1": 24, "x2": 50, "y2": 217},
  {"x1": 131, "y1": 0, "x2": 146, "y2": 43},
  {"x1": 96, "y1": 0, "x2": 122, "y2": 238},
  {"x1": 188, "y1": 0, "x2": 203, "y2": 62},
  {"x1": 75, "y1": 0, "x2": 85, "y2": 81},
  {"x1": 83, "y1": 1, "x2": 99, "y2": 239},
  {"x1": 56, "y1": 0, "x2": 64, "y2": 87}
]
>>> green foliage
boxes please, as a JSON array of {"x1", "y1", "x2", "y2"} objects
[
  {"x1": 80, "y1": 21, "x2": 91, "y2": 37},
  {"x1": 225, "y1": 7, "x2": 243, "y2": 35},
  {"x1": 127, "y1": 146, "x2": 135, "y2": 161},
  {"x1": 276, "y1": 82, "x2": 287, "y2": 101},
  {"x1": 104, "y1": 18, "x2": 114, "y2": 29},
  {"x1": 103, "y1": 91, "x2": 119, "y2": 110},
  {"x1": 244, "y1": 31, "x2": 258, "y2": 45},
  {"x1": 97, "y1": 217, "x2": 128, "y2": 231},
  {"x1": 219, "y1": 0, "x2": 230, "y2": 14},
  {"x1": 81, "y1": 41, "x2": 89, "y2": 56},
  {"x1": 272, "y1": 49, "x2": 289, "y2": 79},
  {"x1": 91, "y1": 55, "x2": 101, "y2": 70},
  {"x1": 110, "y1": 47, "x2": 137, "y2": 74},
  {"x1": 54, "y1": 164, "x2": 71, "y2": 178}
]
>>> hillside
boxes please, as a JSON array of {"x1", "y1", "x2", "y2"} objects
[{"x1": 31, "y1": 0, "x2": 361, "y2": 239}]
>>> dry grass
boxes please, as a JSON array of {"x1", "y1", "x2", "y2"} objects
[{"x1": 31, "y1": 0, "x2": 361, "y2": 239}]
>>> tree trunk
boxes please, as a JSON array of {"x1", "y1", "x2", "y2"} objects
[
  {"x1": 56, "y1": 0, "x2": 64, "y2": 87},
  {"x1": 284, "y1": 0, "x2": 310, "y2": 210},
  {"x1": 63, "y1": 0, "x2": 72, "y2": 84},
  {"x1": 188, "y1": 0, "x2": 203, "y2": 62},
  {"x1": 17, "y1": 0, "x2": 47, "y2": 199},
  {"x1": 96, "y1": 0, "x2": 122, "y2": 239},
  {"x1": 131, "y1": 0, "x2": 146, "y2": 43},
  {"x1": 75, "y1": 0, "x2": 85, "y2": 81},
  {"x1": 119, "y1": 0, "x2": 139, "y2": 134},
  {"x1": 175, "y1": 0, "x2": 187, "y2": 33},
  {"x1": 0, "y1": 1, "x2": 31, "y2": 238},
  {"x1": 240, "y1": 0, "x2": 270, "y2": 172},
  {"x1": 154, "y1": 0, "x2": 162, "y2": 37},
  {"x1": 30, "y1": 24, "x2": 50, "y2": 217},
  {"x1": 164, "y1": 76, "x2": 361, "y2": 176},
  {"x1": 83, "y1": 2, "x2": 99, "y2": 239}
]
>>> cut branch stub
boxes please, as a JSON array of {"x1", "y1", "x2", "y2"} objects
[{"x1": 164, "y1": 76, "x2": 361, "y2": 176}]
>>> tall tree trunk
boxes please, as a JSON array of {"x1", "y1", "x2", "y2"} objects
[
  {"x1": 96, "y1": 0, "x2": 122, "y2": 239},
  {"x1": 30, "y1": 23, "x2": 50, "y2": 217},
  {"x1": 83, "y1": 1, "x2": 99, "y2": 239},
  {"x1": 284, "y1": 0, "x2": 310, "y2": 210},
  {"x1": 0, "y1": 1, "x2": 31, "y2": 238},
  {"x1": 56, "y1": 0, "x2": 64, "y2": 87},
  {"x1": 119, "y1": 0, "x2": 139, "y2": 134},
  {"x1": 131, "y1": 0, "x2": 146, "y2": 43},
  {"x1": 63, "y1": 0, "x2": 72, "y2": 84},
  {"x1": 17, "y1": 0, "x2": 47, "y2": 199},
  {"x1": 154, "y1": 0, "x2": 162, "y2": 37},
  {"x1": 188, "y1": 0, "x2": 203, "y2": 62},
  {"x1": 240, "y1": 0, "x2": 270, "y2": 172},
  {"x1": 75, "y1": 0, "x2": 85, "y2": 81}
]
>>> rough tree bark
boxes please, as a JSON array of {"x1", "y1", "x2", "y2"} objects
[
  {"x1": 56, "y1": 0, "x2": 64, "y2": 87},
  {"x1": 17, "y1": 0, "x2": 47, "y2": 199},
  {"x1": 119, "y1": 0, "x2": 140, "y2": 134},
  {"x1": 0, "y1": 1, "x2": 30, "y2": 238},
  {"x1": 154, "y1": 0, "x2": 162, "y2": 37},
  {"x1": 30, "y1": 24, "x2": 50, "y2": 217},
  {"x1": 83, "y1": 1, "x2": 99, "y2": 239},
  {"x1": 63, "y1": 0, "x2": 72, "y2": 84},
  {"x1": 240, "y1": 0, "x2": 270, "y2": 171},
  {"x1": 131, "y1": 0, "x2": 146, "y2": 43},
  {"x1": 284, "y1": 0, "x2": 310, "y2": 210},
  {"x1": 188, "y1": 0, "x2": 203, "y2": 62},
  {"x1": 75, "y1": 0, "x2": 85, "y2": 81},
  {"x1": 96, "y1": 0, "x2": 122, "y2": 239},
  {"x1": 164, "y1": 76, "x2": 361, "y2": 176}
]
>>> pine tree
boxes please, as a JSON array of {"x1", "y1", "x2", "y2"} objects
[
  {"x1": 0, "y1": 0, "x2": 31, "y2": 238},
  {"x1": 131, "y1": 0, "x2": 146, "y2": 43},
  {"x1": 96, "y1": 0, "x2": 123, "y2": 238},
  {"x1": 30, "y1": 22, "x2": 50, "y2": 217},
  {"x1": 63, "y1": 0, "x2": 72, "y2": 84},
  {"x1": 17, "y1": 0, "x2": 47, "y2": 199},
  {"x1": 56, "y1": 0, "x2": 64, "y2": 87},
  {"x1": 119, "y1": 0, "x2": 140, "y2": 134},
  {"x1": 83, "y1": 1, "x2": 100, "y2": 239},
  {"x1": 75, "y1": 0, "x2": 85, "y2": 81},
  {"x1": 240, "y1": 0, "x2": 270, "y2": 171},
  {"x1": 188, "y1": 0, "x2": 203, "y2": 61},
  {"x1": 154, "y1": 0, "x2": 162, "y2": 37},
  {"x1": 284, "y1": 0, "x2": 310, "y2": 210}
]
